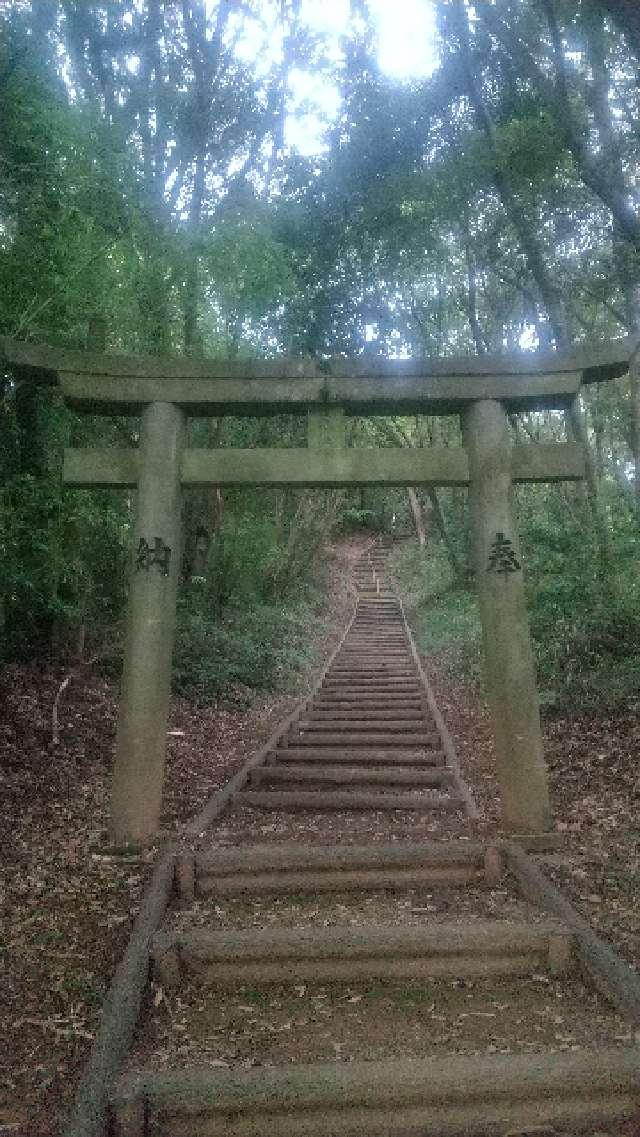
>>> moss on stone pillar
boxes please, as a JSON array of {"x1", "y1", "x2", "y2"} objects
[
  {"x1": 111, "y1": 401, "x2": 185, "y2": 847},
  {"x1": 463, "y1": 399, "x2": 552, "y2": 834}
]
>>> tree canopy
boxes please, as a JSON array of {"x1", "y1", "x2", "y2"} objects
[{"x1": 1, "y1": 0, "x2": 640, "y2": 707}]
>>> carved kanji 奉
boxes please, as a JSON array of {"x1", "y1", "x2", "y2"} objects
[{"x1": 487, "y1": 532, "x2": 521, "y2": 575}]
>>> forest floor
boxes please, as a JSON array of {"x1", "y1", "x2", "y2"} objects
[
  {"x1": 0, "y1": 538, "x2": 360, "y2": 1137},
  {"x1": 2, "y1": 535, "x2": 640, "y2": 1136}
]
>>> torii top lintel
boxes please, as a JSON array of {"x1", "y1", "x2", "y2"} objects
[{"x1": 1, "y1": 336, "x2": 633, "y2": 417}]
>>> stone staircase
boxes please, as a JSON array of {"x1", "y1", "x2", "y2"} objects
[
  {"x1": 234, "y1": 535, "x2": 467, "y2": 817},
  {"x1": 110, "y1": 540, "x2": 640, "y2": 1136}
]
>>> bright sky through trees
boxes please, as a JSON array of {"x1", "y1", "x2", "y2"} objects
[
  {"x1": 228, "y1": 0, "x2": 439, "y2": 154},
  {"x1": 368, "y1": 0, "x2": 438, "y2": 78},
  {"x1": 295, "y1": 0, "x2": 438, "y2": 152}
]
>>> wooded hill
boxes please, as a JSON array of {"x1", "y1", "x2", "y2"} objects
[{"x1": 2, "y1": 0, "x2": 640, "y2": 709}]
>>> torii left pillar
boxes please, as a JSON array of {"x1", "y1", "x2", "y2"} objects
[{"x1": 111, "y1": 401, "x2": 185, "y2": 847}]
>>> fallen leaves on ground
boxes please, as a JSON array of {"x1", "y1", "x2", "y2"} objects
[{"x1": 1, "y1": 540, "x2": 358, "y2": 1136}]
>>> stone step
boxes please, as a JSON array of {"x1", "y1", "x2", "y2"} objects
[
  {"x1": 319, "y1": 689, "x2": 423, "y2": 699},
  {"x1": 311, "y1": 691, "x2": 422, "y2": 700},
  {"x1": 306, "y1": 708, "x2": 426, "y2": 720},
  {"x1": 338, "y1": 646, "x2": 409, "y2": 652},
  {"x1": 349, "y1": 627, "x2": 403, "y2": 633},
  {"x1": 323, "y1": 678, "x2": 421, "y2": 688},
  {"x1": 288, "y1": 734, "x2": 439, "y2": 750},
  {"x1": 330, "y1": 661, "x2": 414, "y2": 668},
  {"x1": 343, "y1": 647, "x2": 407, "y2": 652},
  {"x1": 326, "y1": 665, "x2": 415, "y2": 673},
  {"x1": 326, "y1": 670, "x2": 414, "y2": 676},
  {"x1": 151, "y1": 919, "x2": 575, "y2": 990},
  {"x1": 271, "y1": 748, "x2": 445, "y2": 765},
  {"x1": 314, "y1": 693, "x2": 423, "y2": 703},
  {"x1": 343, "y1": 641, "x2": 407, "y2": 647},
  {"x1": 354, "y1": 602, "x2": 398, "y2": 606},
  {"x1": 295, "y1": 721, "x2": 437, "y2": 735},
  {"x1": 337, "y1": 633, "x2": 404, "y2": 639},
  {"x1": 112, "y1": 1046, "x2": 639, "y2": 1137},
  {"x1": 354, "y1": 605, "x2": 398, "y2": 610},
  {"x1": 190, "y1": 839, "x2": 491, "y2": 898},
  {"x1": 324, "y1": 675, "x2": 419, "y2": 683},
  {"x1": 235, "y1": 789, "x2": 461, "y2": 812},
  {"x1": 349, "y1": 622, "x2": 401, "y2": 627},
  {"x1": 350, "y1": 616, "x2": 401, "y2": 622},
  {"x1": 251, "y1": 765, "x2": 453, "y2": 788}
]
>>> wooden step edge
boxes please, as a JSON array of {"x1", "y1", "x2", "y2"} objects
[
  {"x1": 311, "y1": 697, "x2": 425, "y2": 704},
  {"x1": 181, "y1": 843, "x2": 505, "y2": 901},
  {"x1": 234, "y1": 789, "x2": 463, "y2": 812},
  {"x1": 304, "y1": 697, "x2": 425, "y2": 705},
  {"x1": 250, "y1": 766, "x2": 454, "y2": 787},
  {"x1": 295, "y1": 722, "x2": 435, "y2": 732},
  {"x1": 270, "y1": 749, "x2": 444, "y2": 763},
  {"x1": 194, "y1": 864, "x2": 485, "y2": 898},
  {"x1": 195, "y1": 839, "x2": 487, "y2": 874},
  {"x1": 322, "y1": 680, "x2": 421, "y2": 687},
  {"x1": 111, "y1": 1047, "x2": 640, "y2": 1136},
  {"x1": 150, "y1": 921, "x2": 575, "y2": 989},
  {"x1": 286, "y1": 735, "x2": 441, "y2": 746}
]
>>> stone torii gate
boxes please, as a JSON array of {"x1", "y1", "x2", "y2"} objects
[{"x1": 2, "y1": 338, "x2": 631, "y2": 847}]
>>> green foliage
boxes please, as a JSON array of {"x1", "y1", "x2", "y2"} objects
[
  {"x1": 171, "y1": 493, "x2": 337, "y2": 702},
  {"x1": 392, "y1": 541, "x2": 483, "y2": 680},
  {"x1": 520, "y1": 488, "x2": 640, "y2": 710},
  {"x1": 396, "y1": 490, "x2": 640, "y2": 713},
  {"x1": 339, "y1": 507, "x2": 385, "y2": 532},
  {"x1": 3, "y1": 0, "x2": 640, "y2": 728},
  {"x1": 173, "y1": 589, "x2": 317, "y2": 705}
]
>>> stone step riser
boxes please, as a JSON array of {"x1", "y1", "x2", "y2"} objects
[
  {"x1": 152, "y1": 921, "x2": 573, "y2": 992},
  {"x1": 235, "y1": 789, "x2": 461, "y2": 812},
  {"x1": 270, "y1": 749, "x2": 444, "y2": 765},
  {"x1": 112, "y1": 1047, "x2": 637, "y2": 1137},
  {"x1": 295, "y1": 723, "x2": 434, "y2": 735},
  {"x1": 323, "y1": 679, "x2": 421, "y2": 688},
  {"x1": 342, "y1": 641, "x2": 407, "y2": 646},
  {"x1": 330, "y1": 660, "x2": 413, "y2": 666},
  {"x1": 313, "y1": 696, "x2": 423, "y2": 704},
  {"x1": 324, "y1": 656, "x2": 409, "y2": 662},
  {"x1": 338, "y1": 648, "x2": 409, "y2": 653},
  {"x1": 311, "y1": 691, "x2": 422, "y2": 700},
  {"x1": 193, "y1": 839, "x2": 488, "y2": 879},
  {"x1": 155, "y1": 950, "x2": 569, "y2": 991},
  {"x1": 305, "y1": 710, "x2": 426, "y2": 721},
  {"x1": 194, "y1": 864, "x2": 479, "y2": 897},
  {"x1": 251, "y1": 766, "x2": 453, "y2": 788},
  {"x1": 325, "y1": 667, "x2": 416, "y2": 673},
  {"x1": 287, "y1": 737, "x2": 438, "y2": 750},
  {"x1": 322, "y1": 677, "x2": 422, "y2": 686}
]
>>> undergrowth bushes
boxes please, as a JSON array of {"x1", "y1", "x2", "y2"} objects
[
  {"x1": 393, "y1": 486, "x2": 640, "y2": 711},
  {"x1": 523, "y1": 490, "x2": 640, "y2": 710},
  {"x1": 173, "y1": 496, "x2": 337, "y2": 704},
  {"x1": 173, "y1": 590, "x2": 319, "y2": 705}
]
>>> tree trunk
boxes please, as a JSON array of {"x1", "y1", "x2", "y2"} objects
[
  {"x1": 451, "y1": 0, "x2": 606, "y2": 534},
  {"x1": 407, "y1": 487, "x2": 428, "y2": 547}
]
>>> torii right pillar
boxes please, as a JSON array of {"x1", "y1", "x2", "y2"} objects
[{"x1": 463, "y1": 399, "x2": 552, "y2": 834}]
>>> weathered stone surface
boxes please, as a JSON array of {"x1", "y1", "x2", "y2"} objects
[
  {"x1": 111, "y1": 1046, "x2": 640, "y2": 1136},
  {"x1": 463, "y1": 399, "x2": 551, "y2": 834}
]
